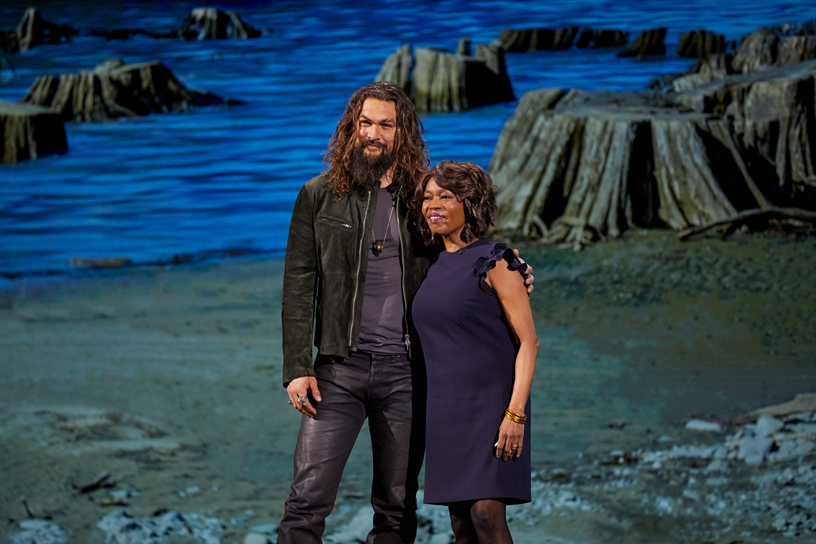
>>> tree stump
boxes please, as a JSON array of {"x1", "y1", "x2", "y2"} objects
[
  {"x1": 15, "y1": 8, "x2": 77, "y2": 52},
  {"x1": 489, "y1": 89, "x2": 775, "y2": 244},
  {"x1": 493, "y1": 28, "x2": 578, "y2": 52},
  {"x1": 730, "y1": 26, "x2": 816, "y2": 74},
  {"x1": 375, "y1": 44, "x2": 412, "y2": 91},
  {"x1": 21, "y1": 58, "x2": 234, "y2": 122},
  {"x1": 1, "y1": 100, "x2": 67, "y2": 164},
  {"x1": 677, "y1": 30, "x2": 727, "y2": 58},
  {"x1": 617, "y1": 28, "x2": 666, "y2": 58},
  {"x1": 376, "y1": 44, "x2": 514, "y2": 113},
  {"x1": 174, "y1": 8, "x2": 262, "y2": 40},
  {"x1": 677, "y1": 59, "x2": 816, "y2": 200},
  {"x1": 576, "y1": 29, "x2": 628, "y2": 49}
]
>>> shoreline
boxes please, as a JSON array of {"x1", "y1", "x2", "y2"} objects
[{"x1": 2, "y1": 229, "x2": 815, "y2": 543}]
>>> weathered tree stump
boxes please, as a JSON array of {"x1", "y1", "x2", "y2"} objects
[
  {"x1": 677, "y1": 59, "x2": 816, "y2": 200},
  {"x1": 493, "y1": 28, "x2": 578, "y2": 52},
  {"x1": 1, "y1": 100, "x2": 67, "y2": 164},
  {"x1": 576, "y1": 29, "x2": 628, "y2": 49},
  {"x1": 491, "y1": 55, "x2": 816, "y2": 244},
  {"x1": 174, "y1": 8, "x2": 262, "y2": 40},
  {"x1": 376, "y1": 44, "x2": 412, "y2": 91},
  {"x1": 376, "y1": 43, "x2": 514, "y2": 113},
  {"x1": 677, "y1": 30, "x2": 727, "y2": 58},
  {"x1": 489, "y1": 88, "x2": 781, "y2": 245},
  {"x1": 729, "y1": 25, "x2": 816, "y2": 74},
  {"x1": 456, "y1": 38, "x2": 472, "y2": 56},
  {"x1": 617, "y1": 28, "x2": 666, "y2": 58},
  {"x1": 15, "y1": 8, "x2": 77, "y2": 52},
  {"x1": 664, "y1": 54, "x2": 734, "y2": 92},
  {"x1": 21, "y1": 58, "x2": 236, "y2": 122}
]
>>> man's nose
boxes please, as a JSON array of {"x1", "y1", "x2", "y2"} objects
[{"x1": 366, "y1": 126, "x2": 381, "y2": 141}]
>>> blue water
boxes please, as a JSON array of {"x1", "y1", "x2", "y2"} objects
[{"x1": 2, "y1": 0, "x2": 815, "y2": 276}]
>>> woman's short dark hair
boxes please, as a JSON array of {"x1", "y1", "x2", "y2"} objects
[{"x1": 413, "y1": 160, "x2": 497, "y2": 245}]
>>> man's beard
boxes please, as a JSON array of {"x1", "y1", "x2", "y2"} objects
[{"x1": 351, "y1": 143, "x2": 395, "y2": 188}]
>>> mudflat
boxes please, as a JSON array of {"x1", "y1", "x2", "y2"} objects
[{"x1": 1, "y1": 229, "x2": 814, "y2": 543}]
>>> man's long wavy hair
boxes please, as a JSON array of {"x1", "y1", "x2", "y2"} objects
[{"x1": 324, "y1": 82, "x2": 429, "y2": 201}]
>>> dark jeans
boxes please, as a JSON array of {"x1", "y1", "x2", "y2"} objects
[{"x1": 277, "y1": 351, "x2": 425, "y2": 544}]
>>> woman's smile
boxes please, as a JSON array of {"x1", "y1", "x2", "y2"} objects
[{"x1": 422, "y1": 177, "x2": 466, "y2": 242}]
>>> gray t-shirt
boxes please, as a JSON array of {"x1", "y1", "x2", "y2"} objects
[{"x1": 357, "y1": 186, "x2": 406, "y2": 354}]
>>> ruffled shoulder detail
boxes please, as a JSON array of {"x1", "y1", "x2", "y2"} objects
[{"x1": 474, "y1": 243, "x2": 526, "y2": 293}]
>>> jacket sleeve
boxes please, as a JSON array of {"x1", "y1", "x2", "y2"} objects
[{"x1": 281, "y1": 183, "x2": 318, "y2": 387}]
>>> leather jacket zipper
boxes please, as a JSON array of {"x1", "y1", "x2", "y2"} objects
[
  {"x1": 396, "y1": 193, "x2": 411, "y2": 354},
  {"x1": 349, "y1": 189, "x2": 372, "y2": 347}
]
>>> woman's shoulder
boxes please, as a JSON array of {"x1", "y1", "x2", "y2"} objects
[{"x1": 473, "y1": 240, "x2": 523, "y2": 274}]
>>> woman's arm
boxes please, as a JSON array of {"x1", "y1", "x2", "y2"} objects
[{"x1": 486, "y1": 259, "x2": 539, "y2": 461}]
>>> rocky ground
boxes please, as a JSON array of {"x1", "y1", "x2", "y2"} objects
[{"x1": 2, "y1": 228, "x2": 815, "y2": 544}]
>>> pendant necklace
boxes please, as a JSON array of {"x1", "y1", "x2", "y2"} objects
[{"x1": 372, "y1": 195, "x2": 396, "y2": 257}]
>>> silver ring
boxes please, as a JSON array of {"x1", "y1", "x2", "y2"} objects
[
  {"x1": 297, "y1": 395, "x2": 308, "y2": 406},
  {"x1": 287, "y1": 399, "x2": 292, "y2": 405},
  {"x1": 511, "y1": 444, "x2": 518, "y2": 450}
]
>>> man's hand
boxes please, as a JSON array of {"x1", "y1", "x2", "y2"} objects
[
  {"x1": 287, "y1": 376, "x2": 322, "y2": 418},
  {"x1": 512, "y1": 248, "x2": 534, "y2": 294}
]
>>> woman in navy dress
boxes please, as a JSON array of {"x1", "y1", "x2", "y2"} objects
[{"x1": 412, "y1": 161, "x2": 538, "y2": 543}]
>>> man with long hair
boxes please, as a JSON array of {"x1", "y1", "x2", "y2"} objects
[
  {"x1": 277, "y1": 82, "x2": 532, "y2": 543},
  {"x1": 277, "y1": 82, "x2": 431, "y2": 543}
]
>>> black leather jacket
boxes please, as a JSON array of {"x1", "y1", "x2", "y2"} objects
[{"x1": 281, "y1": 173, "x2": 429, "y2": 387}]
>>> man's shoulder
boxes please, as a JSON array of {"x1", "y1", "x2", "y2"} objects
[{"x1": 300, "y1": 172, "x2": 332, "y2": 196}]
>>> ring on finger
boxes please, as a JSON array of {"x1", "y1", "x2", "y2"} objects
[
  {"x1": 511, "y1": 444, "x2": 518, "y2": 450},
  {"x1": 297, "y1": 395, "x2": 308, "y2": 406}
]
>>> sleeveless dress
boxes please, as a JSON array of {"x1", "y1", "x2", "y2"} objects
[{"x1": 412, "y1": 238, "x2": 531, "y2": 505}]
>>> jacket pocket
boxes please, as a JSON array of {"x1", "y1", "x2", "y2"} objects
[{"x1": 317, "y1": 215, "x2": 353, "y2": 230}]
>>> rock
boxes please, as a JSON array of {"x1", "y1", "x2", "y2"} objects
[
  {"x1": 14, "y1": 8, "x2": 77, "y2": 52},
  {"x1": 174, "y1": 8, "x2": 263, "y2": 40},
  {"x1": 768, "y1": 438, "x2": 815, "y2": 461},
  {"x1": 21, "y1": 58, "x2": 237, "y2": 122},
  {"x1": 10, "y1": 520, "x2": 68, "y2": 544},
  {"x1": 755, "y1": 415, "x2": 784, "y2": 436},
  {"x1": 576, "y1": 29, "x2": 628, "y2": 49},
  {"x1": 243, "y1": 533, "x2": 272, "y2": 544},
  {"x1": 617, "y1": 28, "x2": 667, "y2": 58},
  {"x1": 97, "y1": 509, "x2": 226, "y2": 544},
  {"x1": 249, "y1": 523, "x2": 278, "y2": 535},
  {"x1": 735, "y1": 435, "x2": 774, "y2": 464},
  {"x1": 376, "y1": 43, "x2": 514, "y2": 113},
  {"x1": 677, "y1": 30, "x2": 728, "y2": 58},
  {"x1": 686, "y1": 419, "x2": 723, "y2": 432},
  {"x1": 0, "y1": 100, "x2": 68, "y2": 164},
  {"x1": 493, "y1": 27, "x2": 578, "y2": 52},
  {"x1": 704, "y1": 459, "x2": 729, "y2": 473},
  {"x1": 324, "y1": 505, "x2": 373, "y2": 543}
]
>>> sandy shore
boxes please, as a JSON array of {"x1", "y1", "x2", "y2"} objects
[{"x1": 1, "y1": 230, "x2": 814, "y2": 543}]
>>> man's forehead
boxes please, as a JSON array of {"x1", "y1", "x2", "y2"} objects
[{"x1": 359, "y1": 98, "x2": 397, "y2": 119}]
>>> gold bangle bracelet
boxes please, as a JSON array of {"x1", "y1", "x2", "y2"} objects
[{"x1": 505, "y1": 408, "x2": 527, "y2": 424}]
